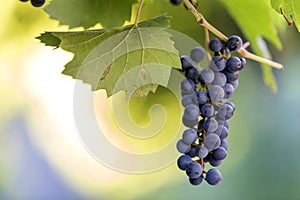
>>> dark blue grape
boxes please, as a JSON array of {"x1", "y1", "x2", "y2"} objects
[
  {"x1": 208, "y1": 85, "x2": 225, "y2": 102},
  {"x1": 209, "y1": 38, "x2": 224, "y2": 53},
  {"x1": 230, "y1": 79, "x2": 239, "y2": 89},
  {"x1": 210, "y1": 56, "x2": 226, "y2": 72},
  {"x1": 225, "y1": 102, "x2": 236, "y2": 111},
  {"x1": 217, "y1": 120, "x2": 230, "y2": 129},
  {"x1": 184, "y1": 104, "x2": 200, "y2": 121},
  {"x1": 177, "y1": 155, "x2": 192, "y2": 170},
  {"x1": 217, "y1": 103, "x2": 234, "y2": 120},
  {"x1": 201, "y1": 104, "x2": 215, "y2": 117},
  {"x1": 180, "y1": 56, "x2": 194, "y2": 71},
  {"x1": 30, "y1": 0, "x2": 45, "y2": 7},
  {"x1": 182, "y1": 116, "x2": 198, "y2": 128},
  {"x1": 214, "y1": 125, "x2": 228, "y2": 139},
  {"x1": 200, "y1": 68, "x2": 215, "y2": 83},
  {"x1": 205, "y1": 169, "x2": 222, "y2": 186},
  {"x1": 212, "y1": 147, "x2": 227, "y2": 160},
  {"x1": 212, "y1": 72, "x2": 227, "y2": 86},
  {"x1": 170, "y1": 0, "x2": 182, "y2": 5},
  {"x1": 181, "y1": 94, "x2": 198, "y2": 107},
  {"x1": 208, "y1": 154, "x2": 223, "y2": 167},
  {"x1": 189, "y1": 176, "x2": 203, "y2": 186},
  {"x1": 20, "y1": 0, "x2": 29, "y2": 2},
  {"x1": 196, "y1": 90, "x2": 208, "y2": 105},
  {"x1": 181, "y1": 79, "x2": 195, "y2": 95},
  {"x1": 203, "y1": 118, "x2": 218, "y2": 132},
  {"x1": 182, "y1": 128, "x2": 198, "y2": 145},
  {"x1": 195, "y1": 145, "x2": 208, "y2": 158},
  {"x1": 226, "y1": 56, "x2": 242, "y2": 72},
  {"x1": 185, "y1": 146, "x2": 198, "y2": 158},
  {"x1": 220, "y1": 139, "x2": 228, "y2": 150},
  {"x1": 186, "y1": 162, "x2": 202, "y2": 179},
  {"x1": 190, "y1": 46, "x2": 205, "y2": 63},
  {"x1": 176, "y1": 139, "x2": 191, "y2": 153},
  {"x1": 185, "y1": 66, "x2": 199, "y2": 80},
  {"x1": 240, "y1": 57, "x2": 247, "y2": 71},
  {"x1": 203, "y1": 133, "x2": 220, "y2": 150},
  {"x1": 226, "y1": 35, "x2": 243, "y2": 51},
  {"x1": 224, "y1": 71, "x2": 239, "y2": 82},
  {"x1": 223, "y1": 83, "x2": 235, "y2": 99}
]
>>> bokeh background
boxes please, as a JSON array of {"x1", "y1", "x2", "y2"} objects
[{"x1": 1, "y1": 1, "x2": 300, "y2": 200}]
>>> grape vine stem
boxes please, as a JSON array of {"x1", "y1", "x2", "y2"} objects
[
  {"x1": 135, "y1": 0, "x2": 144, "y2": 26},
  {"x1": 204, "y1": 27, "x2": 212, "y2": 61},
  {"x1": 183, "y1": 0, "x2": 284, "y2": 70}
]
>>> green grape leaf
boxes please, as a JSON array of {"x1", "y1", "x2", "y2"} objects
[
  {"x1": 220, "y1": 0, "x2": 282, "y2": 92},
  {"x1": 37, "y1": 15, "x2": 181, "y2": 97},
  {"x1": 44, "y1": 0, "x2": 137, "y2": 29},
  {"x1": 271, "y1": 0, "x2": 300, "y2": 32}
]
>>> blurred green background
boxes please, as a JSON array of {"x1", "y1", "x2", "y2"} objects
[{"x1": 1, "y1": 1, "x2": 300, "y2": 200}]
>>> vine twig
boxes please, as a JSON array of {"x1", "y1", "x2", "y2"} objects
[
  {"x1": 134, "y1": 0, "x2": 144, "y2": 26},
  {"x1": 183, "y1": 0, "x2": 284, "y2": 70},
  {"x1": 204, "y1": 27, "x2": 212, "y2": 61}
]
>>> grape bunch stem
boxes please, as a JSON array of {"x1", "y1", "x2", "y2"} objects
[{"x1": 183, "y1": 0, "x2": 284, "y2": 70}]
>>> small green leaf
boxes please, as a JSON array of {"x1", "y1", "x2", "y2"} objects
[
  {"x1": 36, "y1": 32, "x2": 61, "y2": 48},
  {"x1": 37, "y1": 15, "x2": 181, "y2": 97},
  {"x1": 44, "y1": 0, "x2": 137, "y2": 29},
  {"x1": 220, "y1": 0, "x2": 281, "y2": 92},
  {"x1": 271, "y1": 0, "x2": 300, "y2": 32}
]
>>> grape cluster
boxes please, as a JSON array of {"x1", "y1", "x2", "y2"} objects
[
  {"x1": 19, "y1": 0, "x2": 45, "y2": 7},
  {"x1": 177, "y1": 35, "x2": 246, "y2": 186}
]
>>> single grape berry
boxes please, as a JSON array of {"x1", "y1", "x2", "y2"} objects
[
  {"x1": 180, "y1": 56, "x2": 194, "y2": 71},
  {"x1": 186, "y1": 162, "x2": 202, "y2": 179},
  {"x1": 226, "y1": 56, "x2": 242, "y2": 72},
  {"x1": 189, "y1": 176, "x2": 203, "y2": 186},
  {"x1": 223, "y1": 83, "x2": 235, "y2": 99},
  {"x1": 170, "y1": 0, "x2": 183, "y2": 5},
  {"x1": 195, "y1": 145, "x2": 208, "y2": 158},
  {"x1": 212, "y1": 72, "x2": 227, "y2": 87},
  {"x1": 205, "y1": 169, "x2": 222, "y2": 186},
  {"x1": 190, "y1": 46, "x2": 205, "y2": 63},
  {"x1": 210, "y1": 56, "x2": 226, "y2": 72},
  {"x1": 182, "y1": 128, "x2": 198, "y2": 145},
  {"x1": 185, "y1": 66, "x2": 199, "y2": 80},
  {"x1": 177, "y1": 155, "x2": 192, "y2": 170},
  {"x1": 208, "y1": 85, "x2": 225, "y2": 102},
  {"x1": 209, "y1": 38, "x2": 224, "y2": 53},
  {"x1": 203, "y1": 133, "x2": 220, "y2": 150},
  {"x1": 181, "y1": 79, "x2": 195, "y2": 95},
  {"x1": 30, "y1": 0, "x2": 45, "y2": 7},
  {"x1": 181, "y1": 94, "x2": 198, "y2": 107},
  {"x1": 176, "y1": 139, "x2": 191, "y2": 153},
  {"x1": 220, "y1": 139, "x2": 228, "y2": 150},
  {"x1": 212, "y1": 147, "x2": 227, "y2": 160},
  {"x1": 226, "y1": 35, "x2": 243, "y2": 51},
  {"x1": 182, "y1": 116, "x2": 198, "y2": 128},
  {"x1": 240, "y1": 57, "x2": 247, "y2": 71},
  {"x1": 185, "y1": 147, "x2": 198, "y2": 158},
  {"x1": 224, "y1": 71, "x2": 239, "y2": 82},
  {"x1": 196, "y1": 90, "x2": 208, "y2": 105},
  {"x1": 200, "y1": 68, "x2": 215, "y2": 84},
  {"x1": 201, "y1": 104, "x2": 215, "y2": 117},
  {"x1": 208, "y1": 154, "x2": 222, "y2": 167}
]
